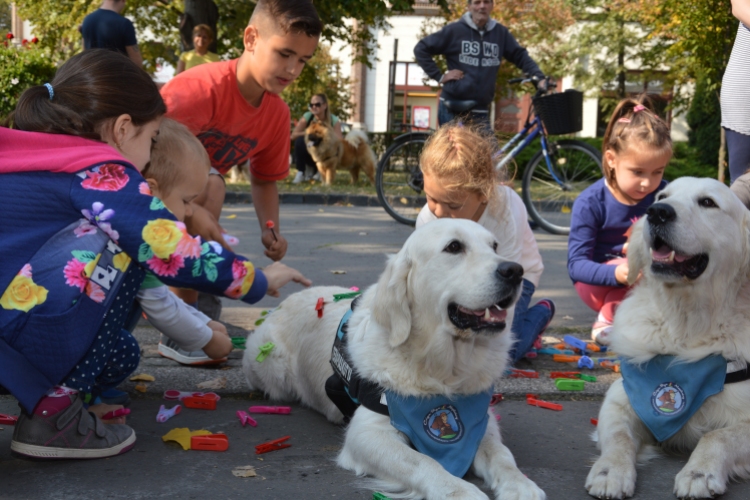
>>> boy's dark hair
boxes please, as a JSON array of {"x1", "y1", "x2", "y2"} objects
[
  {"x1": 4, "y1": 49, "x2": 166, "y2": 141},
  {"x1": 251, "y1": 0, "x2": 322, "y2": 37}
]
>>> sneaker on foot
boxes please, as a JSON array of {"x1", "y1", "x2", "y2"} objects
[
  {"x1": 158, "y1": 335, "x2": 226, "y2": 366},
  {"x1": 535, "y1": 299, "x2": 556, "y2": 333},
  {"x1": 591, "y1": 321, "x2": 613, "y2": 346},
  {"x1": 11, "y1": 391, "x2": 135, "y2": 459},
  {"x1": 291, "y1": 170, "x2": 305, "y2": 184},
  {"x1": 311, "y1": 172, "x2": 321, "y2": 182}
]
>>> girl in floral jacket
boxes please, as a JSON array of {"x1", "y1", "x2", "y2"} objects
[{"x1": 0, "y1": 49, "x2": 309, "y2": 460}]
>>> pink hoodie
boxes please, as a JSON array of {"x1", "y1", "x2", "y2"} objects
[{"x1": 0, "y1": 127, "x2": 129, "y2": 174}]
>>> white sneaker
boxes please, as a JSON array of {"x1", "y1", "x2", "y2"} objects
[
  {"x1": 292, "y1": 171, "x2": 305, "y2": 184},
  {"x1": 312, "y1": 172, "x2": 321, "y2": 181}
]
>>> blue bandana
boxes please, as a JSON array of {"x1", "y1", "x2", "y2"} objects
[
  {"x1": 620, "y1": 355, "x2": 727, "y2": 442},
  {"x1": 385, "y1": 389, "x2": 493, "y2": 477}
]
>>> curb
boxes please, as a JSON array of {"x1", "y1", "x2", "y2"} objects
[{"x1": 225, "y1": 191, "x2": 382, "y2": 207}]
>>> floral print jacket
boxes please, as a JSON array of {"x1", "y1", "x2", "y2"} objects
[{"x1": 0, "y1": 155, "x2": 266, "y2": 411}]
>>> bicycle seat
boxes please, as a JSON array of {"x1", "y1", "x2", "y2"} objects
[{"x1": 442, "y1": 99, "x2": 478, "y2": 113}]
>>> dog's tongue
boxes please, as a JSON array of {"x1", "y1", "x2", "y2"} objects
[
  {"x1": 457, "y1": 305, "x2": 507, "y2": 323},
  {"x1": 651, "y1": 244, "x2": 673, "y2": 260}
]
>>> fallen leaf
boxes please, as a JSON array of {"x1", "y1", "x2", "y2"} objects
[
  {"x1": 134, "y1": 384, "x2": 147, "y2": 393},
  {"x1": 226, "y1": 214, "x2": 237, "y2": 219},
  {"x1": 541, "y1": 336, "x2": 561, "y2": 345},
  {"x1": 129, "y1": 373, "x2": 155, "y2": 382},
  {"x1": 330, "y1": 270, "x2": 346, "y2": 275},
  {"x1": 232, "y1": 465, "x2": 257, "y2": 478},
  {"x1": 197, "y1": 376, "x2": 227, "y2": 390},
  {"x1": 562, "y1": 315, "x2": 574, "y2": 321}
]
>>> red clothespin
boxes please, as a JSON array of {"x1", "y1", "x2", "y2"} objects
[
  {"x1": 550, "y1": 371, "x2": 581, "y2": 379},
  {"x1": 0, "y1": 414, "x2": 18, "y2": 425},
  {"x1": 526, "y1": 394, "x2": 563, "y2": 411},
  {"x1": 237, "y1": 410, "x2": 258, "y2": 427},
  {"x1": 101, "y1": 408, "x2": 131, "y2": 420},
  {"x1": 265, "y1": 220, "x2": 278, "y2": 242},
  {"x1": 591, "y1": 418, "x2": 598, "y2": 426},
  {"x1": 183, "y1": 394, "x2": 218, "y2": 410},
  {"x1": 315, "y1": 297, "x2": 324, "y2": 318},
  {"x1": 509, "y1": 368, "x2": 539, "y2": 379},
  {"x1": 248, "y1": 405, "x2": 291, "y2": 414},
  {"x1": 191, "y1": 433, "x2": 229, "y2": 451},
  {"x1": 489, "y1": 393, "x2": 504, "y2": 406},
  {"x1": 255, "y1": 435, "x2": 291, "y2": 455}
]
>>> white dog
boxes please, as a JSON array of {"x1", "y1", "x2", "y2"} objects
[
  {"x1": 586, "y1": 177, "x2": 750, "y2": 499},
  {"x1": 243, "y1": 219, "x2": 546, "y2": 500}
]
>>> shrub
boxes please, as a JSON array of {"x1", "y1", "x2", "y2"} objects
[{"x1": 0, "y1": 37, "x2": 56, "y2": 119}]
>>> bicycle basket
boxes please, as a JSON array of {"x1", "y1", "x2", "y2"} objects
[{"x1": 533, "y1": 89, "x2": 584, "y2": 136}]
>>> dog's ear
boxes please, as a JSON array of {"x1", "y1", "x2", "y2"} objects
[
  {"x1": 627, "y1": 218, "x2": 648, "y2": 285},
  {"x1": 371, "y1": 251, "x2": 412, "y2": 347}
]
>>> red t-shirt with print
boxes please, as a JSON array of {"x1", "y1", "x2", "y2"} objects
[{"x1": 161, "y1": 59, "x2": 290, "y2": 179}]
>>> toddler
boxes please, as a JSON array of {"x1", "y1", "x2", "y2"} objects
[
  {"x1": 416, "y1": 123, "x2": 554, "y2": 363},
  {"x1": 568, "y1": 97, "x2": 672, "y2": 345}
]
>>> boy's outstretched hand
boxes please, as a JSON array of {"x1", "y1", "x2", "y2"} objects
[{"x1": 263, "y1": 261, "x2": 311, "y2": 297}]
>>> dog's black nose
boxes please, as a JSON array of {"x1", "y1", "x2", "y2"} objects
[
  {"x1": 647, "y1": 203, "x2": 676, "y2": 225},
  {"x1": 496, "y1": 262, "x2": 523, "y2": 286}
]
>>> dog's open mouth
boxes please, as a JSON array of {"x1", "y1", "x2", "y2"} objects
[
  {"x1": 448, "y1": 302, "x2": 509, "y2": 333},
  {"x1": 650, "y1": 235, "x2": 708, "y2": 280}
]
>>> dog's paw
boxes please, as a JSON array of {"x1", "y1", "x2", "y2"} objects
[
  {"x1": 585, "y1": 456, "x2": 636, "y2": 499},
  {"x1": 673, "y1": 466, "x2": 726, "y2": 499},
  {"x1": 495, "y1": 476, "x2": 546, "y2": 500},
  {"x1": 439, "y1": 481, "x2": 489, "y2": 500}
]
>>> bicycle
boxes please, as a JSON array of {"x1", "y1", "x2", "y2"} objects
[{"x1": 375, "y1": 78, "x2": 602, "y2": 235}]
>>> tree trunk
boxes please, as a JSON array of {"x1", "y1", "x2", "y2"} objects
[
  {"x1": 180, "y1": 0, "x2": 219, "y2": 53},
  {"x1": 718, "y1": 125, "x2": 726, "y2": 183}
]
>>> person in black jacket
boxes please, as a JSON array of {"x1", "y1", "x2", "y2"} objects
[{"x1": 414, "y1": 0, "x2": 545, "y2": 129}]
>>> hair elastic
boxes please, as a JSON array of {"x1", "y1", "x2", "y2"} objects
[
  {"x1": 633, "y1": 104, "x2": 646, "y2": 112},
  {"x1": 617, "y1": 117, "x2": 631, "y2": 123},
  {"x1": 44, "y1": 83, "x2": 54, "y2": 101}
]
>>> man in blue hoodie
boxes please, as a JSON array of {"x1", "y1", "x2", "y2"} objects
[{"x1": 414, "y1": 0, "x2": 545, "y2": 128}]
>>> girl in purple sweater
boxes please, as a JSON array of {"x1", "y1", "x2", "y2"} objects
[{"x1": 568, "y1": 98, "x2": 672, "y2": 345}]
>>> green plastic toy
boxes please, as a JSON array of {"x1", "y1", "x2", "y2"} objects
[
  {"x1": 333, "y1": 291, "x2": 362, "y2": 302},
  {"x1": 577, "y1": 374, "x2": 597, "y2": 382},
  {"x1": 256, "y1": 342, "x2": 275, "y2": 362},
  {"x1": 372, "y1": 493, "x2": 392, "y2": 500},
  {"x1": 231, "y1": 336, "x2": 246, "y2": 350},
  {"x1": 555, "y1": 378, "x2": 585, "y2": 391}
]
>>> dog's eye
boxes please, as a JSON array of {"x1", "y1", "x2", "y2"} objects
[
  {"x1": 492, "y1": 241, "x2": 498, "y2": 252},
  {"x1": 698, "y1": 197, "x2": 718, "y2": 208},
  {"x1": 443, "y1": 240, "x2": 464, "y2": 254},
  {"x1": 656, "y1": 193, "x2": 667, "y2": 201}
]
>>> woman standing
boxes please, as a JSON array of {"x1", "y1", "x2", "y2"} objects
[
  {"x1": 176, "y1": 24, "x2": 220, "y2": 75},
  {"x1": 290, "y1": 94, "x2": 342, "y2": 183}
]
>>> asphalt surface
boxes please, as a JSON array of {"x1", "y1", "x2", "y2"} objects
[{"x1": 2, "y1": 203, "x2": 750, "y2": 499}]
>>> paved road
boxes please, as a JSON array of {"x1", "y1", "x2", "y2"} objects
[{"x1": 3, "y1": 204, "x2": 748, "y2": 499}]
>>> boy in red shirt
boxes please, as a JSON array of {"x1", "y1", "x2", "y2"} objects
[{"x1": 161, "y1": 0, "x2": 320, "y2": 318}]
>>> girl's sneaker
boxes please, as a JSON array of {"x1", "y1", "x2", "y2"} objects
[
  {"x1": 11, "y1": 390, "x2": 135, "y2": 459},
  {"x1": 591, "y1": 316, "x2": 613, "y2": 346},
  {"x1": 291, "y1": 170, "x2": 305, "y2": 184}
]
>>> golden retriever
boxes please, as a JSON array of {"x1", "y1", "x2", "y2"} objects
[
  {"x1": 243, "y1": 218, "x2": 546, "y2": 499},
  {"x1": 305, "y1": 122, "x2": 376, "y2": 186},
  {"x1": 586, "y1": 177, "x2": 750, "y2": 499}
]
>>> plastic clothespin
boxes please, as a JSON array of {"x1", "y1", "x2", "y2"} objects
[
  {"x1": 265, "y1": 220, "x2": 278, "y2": 242},
  {"x1": 373, "y1": 493, "x2": 393, "y2": 500},
  {"x1": 564, "y1": 335, "x2": 590, "y2": 354},
  {"x1": 0, "y1": 414, "x2": 18, "y2": 425},
  {"x1": 577, "y1": 355, "x2": 595, "y2": 370},
  {"x1": 538, "y1": 347, "x2": 576, "y2": 356},
  {"x1": 315, "y1": 297, "x2": 325, "y2": 318},
  {"x1": 101, "y1": 408, "x2": 131, "y2": 420},
  {"x1": 163, "y1": 390, "x2": 221, "y2": 401},
  {"x1": 191, "y1": 433, "x2": 229, "y2": 452},
  {"x1": 509, "y1": 368, "x2": 539, "y2": 379},
  {"x1": 578, "y1": 374, "x2": 597, "y2": 382},
  {"x1": 248, "y1": 405, "x2": 291, "y2": 415},
  {"x1": 255, "y1": 435, "x2": 291, "y2": 455},
  {"x1": 332, "y1": 291, "x2": 362, "y2": 302},
  {"x1": 600, "y1": 361, "x2": 621, "y2": 373},
  {"x1": 591, "y1": 417, "x2": 599, "y2": 426},
  {"x1": 349, "y1": 287, "x2": 360, "y2": 292},
  {"x1": 156, "y1": 404, "x2": 181, "y2": 423},
  {"x1": 237, "y1": 410, "x2": 258, "y2": 427},
  {"x1": 489, "y1": 393, "x2": 504, "y2": 406},
  {"x1": 256, "y1": 342, "x2": 275, "y2": 363},
  {"x1": 526, "y1": 394, "x2": 563, "y2": 411},
  {"x1": 553, "y1": 354, "x2": 581, "y2": 363},
  {"x1": 586, "y1": 342, "x2": 605, "y2": 353},
  {"x1": 231, "y1": 336, "x2": 246, "y2": 350},
  {"x1": 183, "y1": 394, "x2": 218, "y2": 410},
  {"x1": 554, "y1": 342, "x2": 580, "y2": 353},
  {"x1": 555, "y1": 378, "x2": 585, "y2": 391},
  {"x1": 550, "y1": 371, "x2": 581, "y2": 379}
]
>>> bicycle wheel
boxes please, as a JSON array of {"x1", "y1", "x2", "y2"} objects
[
  {"x1": 521, "y1": 139, "x2": 602, "y2": 235},
  {"x1": 376, "y1": 133, "x2": 431, "y2": 226}
]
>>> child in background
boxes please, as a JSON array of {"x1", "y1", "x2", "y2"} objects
[
  {"x1": 175, "y1": 24, "x2": 220, "y2": 75},
  {"x1": 568, "y1": 98, "x2": 672, "y2": 345},
  {"x1": 0, "y1": 50, "x2": 310, "y2": 460},
  {"x1": 416, "y1": 123, "x2": 554, "y2": 364},
  {"x1": 138, "y1": 118, "x2": 232, "y2": 365}
]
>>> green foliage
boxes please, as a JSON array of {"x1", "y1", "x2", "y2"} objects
[
  {"x1": 0, "y1": 42, "x2": 57, "y2": 119},
  {"x1": 686, "y1": 75, "x2": 721, "y2": 168},
  {"x1": 281, "y1": 45, "x2": 351, "y2": 123},
  {"x1": 0, "y1": 1, "x2": 10, "y2": 33}
]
